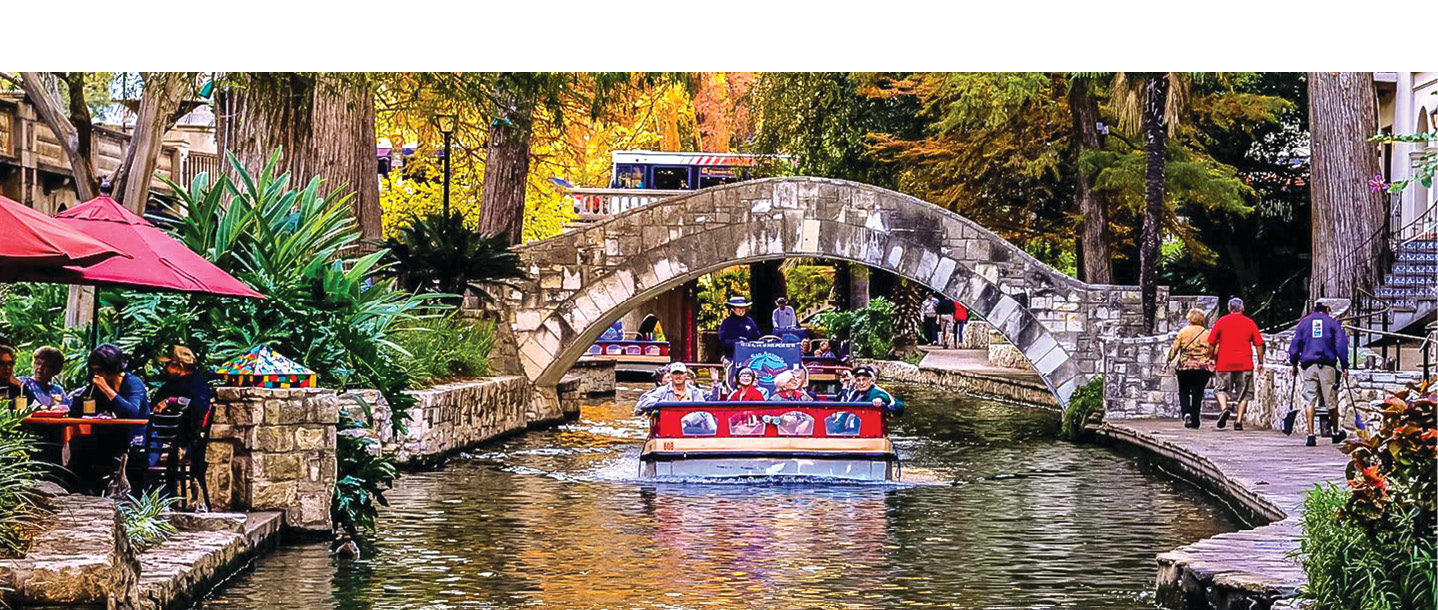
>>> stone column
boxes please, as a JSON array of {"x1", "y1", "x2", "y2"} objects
[{"x1": 209, "y1": 387, "x2": 339, "y2": 533}]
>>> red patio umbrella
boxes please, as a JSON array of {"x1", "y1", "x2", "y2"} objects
[
  {"x1": 27, "y1": 196, "x2": 264, "y2": 299},
  {"x1": 0, "y1": 195, "x2": 130, "y2": 277}
]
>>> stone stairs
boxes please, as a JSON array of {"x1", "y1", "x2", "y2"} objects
[{"x1": 1369, "y1": 236, "x2": 1438, "y2": 336}]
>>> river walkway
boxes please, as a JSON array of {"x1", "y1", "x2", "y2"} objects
[{"x1": 1098, "y1": 419, "x2": 1348, "y2": 608}]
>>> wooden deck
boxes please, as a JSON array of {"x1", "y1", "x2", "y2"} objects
[{"x1": 1098, "y1": 418, "x2": 1350, "y2": 609}]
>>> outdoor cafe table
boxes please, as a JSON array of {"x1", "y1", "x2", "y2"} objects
[{"x1": 20, "y1": 415, "x2": 150, "y2": 466}]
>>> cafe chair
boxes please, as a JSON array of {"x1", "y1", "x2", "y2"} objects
[{"x1": 142, "y1": 409, "x2": 212, "y2": 511}]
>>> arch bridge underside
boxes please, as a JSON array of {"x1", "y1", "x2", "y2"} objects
[{"x1": 506, "y1": 177, "x2": 1171, "y2": 409}]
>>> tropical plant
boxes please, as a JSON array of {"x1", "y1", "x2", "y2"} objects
[
  {"x1": 1296, "y1": 379, "x2": 1436, "y2": 609},
  {"x1": 332, "y1": 411, "x2": 398, "y2": 545},
  {"x1": 0, "y1": 401, "x2": 47, "y2": 558},
  {"x1": 116, "y1": 488, "x2": 181, "y2": 551},
  {"x1": 1060, "y1": 377, "x2": 1104, "y2": 441},
  {"x1": 382, "y1": 210, "x2": 527, "y2": 301},
  {"x1": 391, "y1": 315, "x2": 496, "y2": 386},
  {"x1": 819, "y1": 298, "x2": 895, "y2": 358},
  {"x1": 781, "y1": 264, "x2": 834, "y2": 315}
]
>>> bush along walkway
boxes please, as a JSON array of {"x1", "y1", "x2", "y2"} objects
[{"x1": 1096, "y1": 419, "x2": 1349, "y2": 609}]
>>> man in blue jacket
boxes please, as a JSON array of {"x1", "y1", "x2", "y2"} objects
[{"x1": 1285, "y1": 302, "x2": 1349, "y2": 446}]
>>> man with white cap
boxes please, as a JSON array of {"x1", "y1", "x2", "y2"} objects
[{"x1": 635, "y1": 362, "x2": 708, "y2": 414}]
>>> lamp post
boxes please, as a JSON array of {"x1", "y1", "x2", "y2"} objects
[{"x1": 437, "y1": 113, "x2": 456, "y2": 218}]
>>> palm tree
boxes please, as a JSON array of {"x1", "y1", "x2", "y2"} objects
[
  {"x1": 384, "y1": 211, "x2": 527, "y2": 303},
  {"x1": 1108, "y1": 72, "x2": 1197, "y2": 332}
]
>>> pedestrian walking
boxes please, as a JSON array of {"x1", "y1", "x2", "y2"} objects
[
  {"x1": 1164, "y1": 308, "x2": 1214, "y2": 428},
  {"x1": 1284, "y1": 302, "x2": 1349, "y2": 446},
  {"x1": 920, "y1": 294, "x2": 939, "y2": 345},
  {"x1": 935, "y1": 298, "x2": 957, "y2": 349},
  {"x1": 953, "y1": 301, "x2": 969, "y2": 347},
  {"x1": 1207, "y1": 298, "x2": 1265, "y2": 431}
]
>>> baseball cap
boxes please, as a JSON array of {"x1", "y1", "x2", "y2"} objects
[
  {"x1": 158, "y1": 345, "x2": 197, "y2": 366},
  {"x1": 853, "y1": 366, "x2": 875, "y2": 378},
  {"x1": 667, "y1": 362, "x2": 689, "y2": 375}
]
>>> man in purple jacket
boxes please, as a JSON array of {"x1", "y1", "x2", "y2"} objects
[{"x1": 1285, "y1": 302, "x2": 1349, "y2": 446}]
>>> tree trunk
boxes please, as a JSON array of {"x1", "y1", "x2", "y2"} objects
[
  {"x1": 215, "y1": 73, "x2": 383, "y2": 241},
  {"x1": 1307, "y1": 72, "x2": 1386, "y2": 299},
  {"x1": 832, "y1": 262, "x2": 851, "y2": 310},
  {"x1": 114, "y1": 72, "x2": 190, "y2": 213},
  {"x1": 891, "y1": 279, "x2": 921, "y2": 355},
  {"x1": 748, "y1": 260, "x2": 784, "y2": 334},
  {"x1": 849, "y1": 264, "x2": 870, "y2": 309},
  {"x1": 1139, "y1": 74, "x2": 1170, "y2": 333},
  {"x1": 1069, "y1": 79, "x2": 1112, "y2": 284},
  {"x1": 479, "y1": 88, "x2": 534, "y2": 245},
  {"x1": 20, "y1": 72, "x2": 98, "y2": 201}
]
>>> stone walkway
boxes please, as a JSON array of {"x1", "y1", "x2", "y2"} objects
[
  {"x1": 917, "y1": 347, "x2": 1044, "y2": 381},
  {"x1": 1098, "y1": 419, "x2": 1350, "y2": 608}
]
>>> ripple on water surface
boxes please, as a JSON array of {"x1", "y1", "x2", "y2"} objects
[{"x1": 196, "y1": 385, "x2": 1243, "y2": 610}]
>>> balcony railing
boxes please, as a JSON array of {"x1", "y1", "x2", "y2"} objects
[
  {"x1": 180, "y1": 150, "x2": 221, "y2": 187},
  {"x1": 568, "y1": 188, "x2": 690, "y2": 221}
]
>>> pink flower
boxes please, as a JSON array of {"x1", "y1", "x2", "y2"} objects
[{"x1": 1369, "y1": 173, "x2": 1388, "y2": 194}]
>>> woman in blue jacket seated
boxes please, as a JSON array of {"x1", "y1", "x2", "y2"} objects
[{"x1": 68, "y1": 343, "x2": 149, "y2": 497}]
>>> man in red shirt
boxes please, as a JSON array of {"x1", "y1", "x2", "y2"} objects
[{"x1": 1206, "y1": 297, "x2": 1265, "y2": 431}]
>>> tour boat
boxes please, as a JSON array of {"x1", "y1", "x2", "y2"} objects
[
  {"x1": 586, "y1": 320, "x2": 670, "y2": 377},
  {"x1": 639, "y1": 400, "x2": 900, "y2": 481}
]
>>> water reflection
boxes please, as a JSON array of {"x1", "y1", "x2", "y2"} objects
[{"x1": 198, "y1": 384, "x2": 1243, "y2": 610}]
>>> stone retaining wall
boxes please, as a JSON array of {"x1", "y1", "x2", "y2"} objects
[
  {"x1": 862, "y1": 360, "x2": 1059, "y2": 409},
  {"x1": 207, "y1": 387, "x2": 339, "y2": 533},
  {"x1": 569, "y1": 357, "x2": 617, "y2": 396},
  {"x1": 0, "y1": 493, "x2": 140, "y2": 608}
]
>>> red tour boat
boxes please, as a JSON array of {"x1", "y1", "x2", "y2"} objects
[{"x1": 639, "y1": 400, "x2": 900, "y2": 480}]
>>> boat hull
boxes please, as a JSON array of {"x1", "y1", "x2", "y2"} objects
[{"x1": 639, "y1": 438, "x2": 899, "y2": 481}]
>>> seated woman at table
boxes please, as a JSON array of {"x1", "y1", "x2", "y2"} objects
[
  {"x1": 0, "y1": 345, "x2": 23, "y2": 401},
  {"x1": 20, "y1": 346, "x2": 69, "y2": 411},
  {"x1": 67, "y1": 344, "x2": 149, "y2": 497}
]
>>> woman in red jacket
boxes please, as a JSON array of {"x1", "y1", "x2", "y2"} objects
[{"x1": 728, "y1": 368, "x2": 767, "y2": 402}]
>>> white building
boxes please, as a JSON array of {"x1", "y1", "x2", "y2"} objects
[{"x1": 1376, "y1": 72, "x2": 1438, "y2": 235}]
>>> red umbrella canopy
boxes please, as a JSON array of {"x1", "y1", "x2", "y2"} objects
[
  {"x1": 0, "y1": 195, "x2": 130, "y2": 276},
  {"x1": 43, "y1": 196, "x2": 264, "y2": 299}
]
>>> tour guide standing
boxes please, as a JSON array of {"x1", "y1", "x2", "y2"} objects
[
  {"x1": 772, "y1": 297, "x2": 798, "y2": 331},
  {"x1": 1285, "y1": 302, "x2": 1349, "y2": 446},
  {"x1": 719, "y1": 296, "x2": 761, "y2": 361},
  {"x1": 1207, "y1": 298, "x2": 1265, "y2": 431}
]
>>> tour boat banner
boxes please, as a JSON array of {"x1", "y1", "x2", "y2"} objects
[{"x1": 734, "y1": 341, "x2": 803, "y2": 392}]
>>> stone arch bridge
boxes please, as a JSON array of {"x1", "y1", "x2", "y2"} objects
[{"x1": 502, "y1": 177, "x2": 1192, "y2": 409}]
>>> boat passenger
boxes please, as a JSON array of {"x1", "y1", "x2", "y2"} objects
[
  {"x1": 728, "y1": 368, "x2": 767, "y2": 402},
  {"x1": 812, "y1": 340, "x2": 836, "y2": 359},
  {"x1": 770, "y1": 370, "x2": 815, "y2": 402},
  {"x1": 635, "y1": 363, "x2": 707, "y2": 414},
  {"x1": 837, "y1": 366, "x2": 903, "y2": 415}
]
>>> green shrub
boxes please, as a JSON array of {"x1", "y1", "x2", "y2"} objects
[
  {"x1": 697, "y1": 266, "x2": 750, "y2": 329},
  {"x1": 392, "y1": 315, "x2": 495, "y2": 386},
  {"x1": 332, "y1": 410, "x2": 398, "y2": 544},
  {"x1": 1296, "y1": 380, "x2": 1436, "y2": 609},
  {"x1": 117, "y1": 488, "x2": 180, "y2": 551},
  {"x1": 784, "y1": 265, "x2": 834, "y2": 314},
  {"x1": 1060, "y1": 376, "x2": 1104, "y2": 441},
  {"x1": 818, "y1": 297, "x2": 895, "y2": 358},
  {"x1": 0, "y1": 402, "x2": 47, "y2": 557}
]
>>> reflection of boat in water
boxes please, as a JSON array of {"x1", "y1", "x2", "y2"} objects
[
  {"x1": 586, "y1": 319, "x2": 670, "y2": 377},
  {"x1": 639, "y1": 401, "x2": 900, "y2": 481}
]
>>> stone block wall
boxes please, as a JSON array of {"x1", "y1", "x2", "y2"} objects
[
  {"x1": 346, "y1": 377, "x2": 533, "y2": 465},
  {"x1": 208, "y1": 387, "x2": 339, "y2": 533},
  {"x1": 569, "y1": 356, "x2": 617, "y2": 396},
  {"x1": 0, "y1": 494, "x2": 139, "y2": 608}
]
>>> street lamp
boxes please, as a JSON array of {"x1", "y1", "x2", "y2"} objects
[{"x1": 437, "y1": 113, "x2": 457, "y2": 218}]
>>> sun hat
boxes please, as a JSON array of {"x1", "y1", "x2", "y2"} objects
[
  {"x1": 726, "y1": 296, "x2": 751, "y2": 308},
  {"x1": 776, "y1": 297, "x2": 788, "y2": 306}
]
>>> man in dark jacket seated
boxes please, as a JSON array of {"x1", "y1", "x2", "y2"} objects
[{"x1": 147, "y1": 345, "x2": 213, "y2": 504}]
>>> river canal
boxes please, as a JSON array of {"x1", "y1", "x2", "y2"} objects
[{"x1": 198, "y1": 384, "x2": 1245, "y2": 609}]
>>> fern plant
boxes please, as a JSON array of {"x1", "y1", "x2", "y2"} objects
[
  {"x1": 117, "y1": 488, "x2": 181, "y2": 551},
  {"x1": 0, "y1": 402, "x2": 47, "y2": 558}
]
